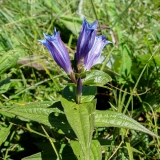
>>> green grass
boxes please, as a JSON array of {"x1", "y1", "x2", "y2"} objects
[{"x1": 0, "y1": 0, "x2": 160, "y2": 159}]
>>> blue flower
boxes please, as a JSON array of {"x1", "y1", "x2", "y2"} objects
[
  {"x1": 74, "y1": 18, "x2": 98, "y2": 65},
  {"x1": 39, "y1": 28, "x2": 73, "y2": 75},
  {"x1": 84, "y1": 35, "x2": 111, "y2": 71},
  {"x1": 75, "y1": 18, "x2": 111, "y2": 72},
  {"x1": 39, "y1": 18, "x2": 111, "y2": 84}
]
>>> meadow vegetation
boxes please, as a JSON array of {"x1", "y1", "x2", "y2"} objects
[{"x1": 0, "y1": 0, "x2": 160, "y2": 159}]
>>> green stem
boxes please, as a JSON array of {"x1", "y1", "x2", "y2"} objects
[
  {"x1": 76, "y1": 78, "x2": 82, "y2": 104},
  {"x1": 41, "y1": 125, "x2": 61, "y2": 160}
]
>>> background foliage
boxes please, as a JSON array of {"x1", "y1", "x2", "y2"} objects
[{"x1": 0, "y1": 0, "x2": 160, "y2": 159}]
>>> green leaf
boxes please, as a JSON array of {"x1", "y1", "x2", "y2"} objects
[
  {"x1": 1, "y1": 101, "x2": 157, "y2": 138},
  {"x1": 126, "y1": 142, "x2": 134, "y2": 160},
  {"x1": 0, "y1": 101, "x2": 68, "y2": 128},
  {"x1": 22, "y1": 152, "x2": 42, "y2": 160},
  {"x1": 90, "y1": 140, "x2": 102, "y2": 160},
  {"x1": 63, "y1": 86, "x2": 75, "y2": 102},
  {"x1": 0, "y1": 123, "x2": 12, "y2": 146},
  {"x1": 0, "y1": 53, "x2": 18, "y2": 74},
  {"x1": 0, "y1": 77, "x2": 11, "y2": 93},
  {"x1": 81, "y1": 86, "x2": 97, "y2": 103},
  {"x1": 60, "y1": 18, "x2": 81, "y2": 36},
  {"x1": 70, "y1": 141, "x2": 84, "y2": 160},
  {"x1": 83, "y1": 70, "x2": 112, "y2": 86},
  {"x1": 95, "y1": 110, "x2": 158, "y2": 137},
  {"x1": 70, "y1": 140, "x2": 102, "y2": 160},
  {"x1": 123, "y1": 145, "x2": 143, "y2": 154},
  {"x1": 120, "y1": 44, "x2": 132, "y2": 78},
  {"x1": 63, "y1": 85, "x2": 97, "y2": 103},
  {"x1": 61, "y1": 98, "x2": 96, "y2": 159}
]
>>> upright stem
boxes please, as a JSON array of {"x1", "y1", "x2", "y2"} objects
[
  {"x1": 76, "y1": 78, "x2": 82, "y2": 104},
  {"x1": 69, "y1": 72, "x2": 77, "y2": 84}
]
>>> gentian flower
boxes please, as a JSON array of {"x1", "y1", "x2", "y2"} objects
[
  {"x1": 75, "y1": 18, "x2": 98, "y2": 68},
  {"x1": 75, "y1": 18, "x2": 111, "y2": 72},
  {"x1": 84, "y1": 35, "x2": 111, "y2": 71},
  {"x1": 39, "y1": 28, "x2": 76, "y2": 83}
]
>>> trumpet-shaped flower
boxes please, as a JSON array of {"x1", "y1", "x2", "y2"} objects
[
  {"x1": 39, "y1": 28, "x2": 73, "y2": 75},
  {"x1": 75, "y1": 18, "x2": 111, "y2": 71},
  {"x1": 84, "y1": 35, "x2": 111, "y2": 71},
  {"x1": 74, "y1": 18, "x2": 98, "y2": 64}
]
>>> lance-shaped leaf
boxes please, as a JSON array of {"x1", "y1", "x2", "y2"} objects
[
  {"x1": 0, "y1": 101, "x2": 70, "y2": 129},
  {"x1": 95, "y1": 110, "x2": 158, "y2": 137},
  {"x1": 1, "y1": 101, "x2": 157, "y2": 138},
  {"x1": 70, "y1": 140, "x2": 102, "y2": 160},
  {"x1": 61, "y1": 98, "x2": 96, "y2": 159}
]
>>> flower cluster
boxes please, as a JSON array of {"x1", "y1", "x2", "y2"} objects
[{"x1": 39, "y1": 18, "x2": 111, "y2": 83}]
